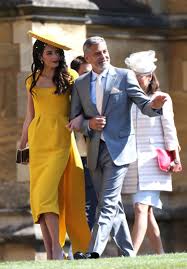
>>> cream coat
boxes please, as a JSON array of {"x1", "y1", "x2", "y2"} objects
[{"x1": 122, "y1": 92, "x2": 179, "y2": 194}]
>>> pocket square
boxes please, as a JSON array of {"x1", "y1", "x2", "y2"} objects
[{"x1": 110, "y1": 87, "x2": 122, "y2": 94}]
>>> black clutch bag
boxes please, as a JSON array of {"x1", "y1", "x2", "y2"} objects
[{"x1": 16, "y1": 147, "x2": 29, "y2": 164}]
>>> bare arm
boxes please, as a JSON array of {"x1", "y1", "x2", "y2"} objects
[
  {"x1": 66, "y1": 114, "x2": 84, "y2": 132},
  {"x1": 19, "y1": 91, "x2": 35, "y2": 149}
]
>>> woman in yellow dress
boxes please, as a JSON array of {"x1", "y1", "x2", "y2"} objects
[{"x1": 18, "y1": 30, "x2": 91, "y2": 260}]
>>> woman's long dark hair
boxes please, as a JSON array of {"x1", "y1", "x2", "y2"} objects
[
  {"x1": 26, "y1": 39, "x2": 73, "y2": 95},
  {"x1": 147, "y1": 73, "x2": 160, "y2": 95}
]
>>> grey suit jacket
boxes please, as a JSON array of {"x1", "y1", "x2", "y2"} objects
[{"x1": 70, "y1": 66, "x2": 162, "y2": 170}]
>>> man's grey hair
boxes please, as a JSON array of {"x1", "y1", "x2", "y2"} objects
[{"x1": 83, "y1": 36, "x2": 106, "y2": 54}]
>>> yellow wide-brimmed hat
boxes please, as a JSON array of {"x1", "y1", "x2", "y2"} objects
[{"x1": 28, "y1": 30, "x2": 72, "y2": 51}]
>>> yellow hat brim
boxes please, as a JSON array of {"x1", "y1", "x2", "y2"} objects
[{"x1": 28, "y1": 30, "x2": 72, "y2": 51}]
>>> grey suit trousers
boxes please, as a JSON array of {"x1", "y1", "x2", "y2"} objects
[{"x1": 88, "y1": 140, "x2": 134, "y2": 257}]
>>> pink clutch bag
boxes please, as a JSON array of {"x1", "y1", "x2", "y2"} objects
[{"x1": 156, "y1": 148, "x2": 173, "y2": 172}]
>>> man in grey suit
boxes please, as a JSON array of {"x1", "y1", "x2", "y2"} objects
[{"x1": 69, "y1": 36, "x2": 167, "y2": 258}]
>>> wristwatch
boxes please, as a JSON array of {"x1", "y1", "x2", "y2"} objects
[{"x1": 173, "y1": 159, "x2": 180, "y2": 165}]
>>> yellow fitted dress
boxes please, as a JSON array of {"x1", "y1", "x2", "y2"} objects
[{"x1": 27, "y1": 69, "x2": 91, "y2": 253}]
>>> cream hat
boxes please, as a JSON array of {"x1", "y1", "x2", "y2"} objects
[
  {"x1": 28, "y1": 30, "x2": 72, "y2": 51},
  {"x1": 124, "y1": 50, "x2": 157, "y2": 74}
]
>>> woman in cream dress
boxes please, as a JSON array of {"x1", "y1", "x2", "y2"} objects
[
  {"x1": 123, "y1": 50, "x2": 182, "y2": 255},
  {"x1": 19, "y1": 30, "x2": 90, "y2": 260}
]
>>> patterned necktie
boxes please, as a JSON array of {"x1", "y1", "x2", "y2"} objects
[{"x1": 95, "y1": 74, "x2": 103, "y2": 115}]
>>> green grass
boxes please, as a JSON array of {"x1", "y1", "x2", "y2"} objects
[{"x1": 0, "y1": 253, "x2": 187, "y2": 269}]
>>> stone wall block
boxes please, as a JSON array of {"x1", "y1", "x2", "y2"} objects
[
  {"x1": 0, "y1": 23, "x2": 12, "y2": 43},
  {"x1": 0, "y1": 118, "x2": 17, "y2": 182},
  {"x1": 17, "y1": 71, "x2": 30, "y2": 119},
  {"x1": 0, "y1": 181, "x2": 29, "y2": 209},
  {"x1": 167, "y1": 0, "x2": 187, "y2": 13},
  {"x1": 1, "y1": 243, "x2": 35, "y2": 261}
]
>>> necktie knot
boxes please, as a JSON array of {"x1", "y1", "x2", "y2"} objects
[{"x1": 96, "y1": 74, "x2": 102, "y2": 81}]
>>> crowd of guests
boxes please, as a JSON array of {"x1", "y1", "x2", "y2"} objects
[{"x1": 18, "y1": 29, "x2": 182, "y2": 260}]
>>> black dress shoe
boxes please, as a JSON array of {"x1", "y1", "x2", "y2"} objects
[
  {"x1": 85, "y1": 252, "x2": 100, "y2": 259},
  {"x1": 73, "y1": 251, "x2": 87, "y2": 259}
]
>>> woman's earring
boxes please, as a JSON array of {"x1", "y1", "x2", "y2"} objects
[{"x1": 40, "y1": 59, "x2": 43, "y2": 65}]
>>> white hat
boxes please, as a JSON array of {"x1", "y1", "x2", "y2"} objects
[{"x1": 124, "y1": 50, "x2": 157, "y2": 74}]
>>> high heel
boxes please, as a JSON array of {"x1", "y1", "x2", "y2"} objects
[
  {"x1": 61, "y1": 249, "x2": 67, "y2": 260},
  {"x1": 67, "y1": 244, "x2": 74, "y2": 260}
]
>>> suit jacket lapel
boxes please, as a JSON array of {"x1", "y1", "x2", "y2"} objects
[{"x1": 102, "y1": 66, "x2": 117, "y2": 115}]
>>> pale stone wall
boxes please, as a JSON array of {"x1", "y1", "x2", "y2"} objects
[
  {"x1": 136, "y1": 0, "x2": 187, "y2": 14},
  {"x1": 0, "y1": 244, "x2": 35, "y2": 261},
  {"x1": 0, "y1": 0, "x2": 186, "y2": 260},
  {"x1": 168, "y1": 41, "x2": 187, "y2": 198},
  {"x1": 0, "y1": 23, "x2": 19, "y2": 183},
  {"x1": 137, "y1": 0, "x2": 167, "y2": 13},
  {"x1": 167, "y1": 0, "x2": 187, "y2": 13},
  {"x1": 88, "y1": 26, "x2": 169, "y2": 100},
  {"x1": 107, "y1": 38, "x2": 169, "y2": 91}
]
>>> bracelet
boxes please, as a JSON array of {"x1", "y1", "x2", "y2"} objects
[{"x1": 173, "y1": 159, "x2": 180, "y2": 165}]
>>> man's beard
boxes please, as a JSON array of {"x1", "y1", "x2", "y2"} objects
[{"x1": 99, "y1": 61, "x2": 110, "y2": 71}]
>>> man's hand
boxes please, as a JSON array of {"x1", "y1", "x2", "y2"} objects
[
  {"x1": 66, "y1": 114, "x2": 83, "y2": 132},
  {"x1": 89, "y1": 116, "x2": 106, "y2": 131},
  {"x1": 150, "y1": 94, "x2": 167, "y2": 109}
]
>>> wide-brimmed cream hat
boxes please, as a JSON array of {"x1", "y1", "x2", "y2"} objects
[
  {"x1": 28, "y1": 30, "x2": 72, "y2": 51},
  {"x1": 124, "y1": 50, "x2": 157, "y2": 74}
]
